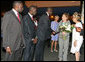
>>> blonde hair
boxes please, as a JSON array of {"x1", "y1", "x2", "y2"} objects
[{"x1": 73, "y1": 12, "x2": 81, "y2": 20}]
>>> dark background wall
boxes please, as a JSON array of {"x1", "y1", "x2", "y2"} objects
[
  {"x1": 1, "y1": 1, "x2": 81, "y2": 17},
  {"x1": 22, "y1": 5, "x2": 80, "y2": 16},
  {"x1": 1, "y1": 1, "x2": 13, "y2": 12}
]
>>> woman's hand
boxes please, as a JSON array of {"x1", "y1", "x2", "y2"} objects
[
  {"x1": 76, "y1": 27, "x2": 81, "y2": 32},
  {"x1": 74, "y1": 40, "x2": 77, "y2": 47},
  {"x1": 62, "y1": 32, "x2": 66, "y2": 35},
  {"x1": 72, "y1": 24, "x2": 76, "y2": 27},
  {"x1": 52, "y1": 31, "x2": 56, "y2": 35},
  {"x1": 51, "y1": 31, "x2": 56, "y2": 35}
]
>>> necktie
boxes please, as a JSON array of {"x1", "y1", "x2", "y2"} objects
[
  {"x1": 17, "y1": 12, "x2": 21, "y2": 24},
  {"x1": 31, "y1": 16, "x2": 34, "y2": 21}
]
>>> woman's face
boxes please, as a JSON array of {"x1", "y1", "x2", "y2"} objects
[
  {"x1": 55, "y1": 16, "x2": 59, "y2": 21},
  {"x1": 72, "y1": 17, "x2": 77, "y2": 23},
  {"x1": 62, "y1": 15, "x2": 68, "y2": 21}
]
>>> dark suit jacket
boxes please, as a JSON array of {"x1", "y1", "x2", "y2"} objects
[
  {"x1": 37, "y1": 13, "x2": 51, "y2": 41},
  {"x1": 1, "y1": 10, "x2": 25, "y2": 51},
  {"x1": 22, "y1": 14, "x2": 36, "y2": 45}
]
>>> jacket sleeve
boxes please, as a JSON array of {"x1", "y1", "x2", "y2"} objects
[
  {"x1": 2, "y1": 13, "x2": 19, "y2": 51},
  {"x1": 36, "y1": 15, "x2": 49, "y2": 41},
  {"x1": 2, "y1": 13, "x2": 10, "y2": 49},
  {"x1": 22, "y1": 16, "x2": 33, "y2": 44}
]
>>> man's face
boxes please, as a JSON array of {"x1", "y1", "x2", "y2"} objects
[
  {"x1": 72, "y1": 17, "x2": 77, "y2": 23},
  {"x1": 18, "y1": 3, "x2": 24, "y2": 13},
  {"x1": 48, "y1": 9, "x2": 53, "y2": 15},
  {"x1": 32, "y1": 8, "x2": 37, "y2": 15}
]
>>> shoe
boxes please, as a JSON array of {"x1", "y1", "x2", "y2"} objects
[
  {"x1": 51, "y1": 50, "x2": 53, "y2": 52},
  {"x1": 54, "y1": 49, "x2": 58, "y2": 52},
  {"x1": 58, "y1": 59, "x2": 62, "y2": 61},
  {"x1": 58, "y1": 58, "x2": 62, "y2": 61}
]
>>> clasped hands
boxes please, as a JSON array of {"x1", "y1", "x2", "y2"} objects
[
  {"x1": 51, "y1": 31, "x2": 56, "y2": 35},
  {"x1": 32, "y1": 38, "x2": 38, "y2": 44}
]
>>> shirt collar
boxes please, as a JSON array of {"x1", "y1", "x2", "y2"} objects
[
  {"x1": 12, "y1": 8, "x2": 18, "y2": 16},
  {"x1": 28, "y1": 12, "x2": 33, "y2": 18},
  {"x1": 46, "y1": 12, "x2": 49, "y2": 16}
]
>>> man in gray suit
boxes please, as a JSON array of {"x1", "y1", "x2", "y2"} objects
[
  {"x1": 1, "y1": 1, "x2": 25, "y2": 61},
  {"x1": 22, "y1": 6, "x2": 37, "y2": 61}
]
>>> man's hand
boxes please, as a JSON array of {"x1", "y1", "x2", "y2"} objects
[
  {"x1": 74, "y1": 40, "x2": 77, "y2": 47},
  {"x1": 6, "y1": 47, "x2": 12, "y2": 54},
  {"x1": 32, "y1": 38, "x2": 38, "y2": 44}
]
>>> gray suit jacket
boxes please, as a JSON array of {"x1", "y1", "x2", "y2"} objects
[
  {"x1": 57, "y1": 20, "x2": 71, "y2": 38},
  {"x1": 1, "y1": 10, "x2": 25, "y2": 51}
]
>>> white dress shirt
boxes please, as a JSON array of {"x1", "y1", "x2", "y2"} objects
[
  {"x1": 34, "y1": 20, "x2": 38, "y2": 26},
  {"x1": 28, "y1": 12, "x2": 33, "y2": 19},
  {"x1": 12, "y1": 8, "x2": 18, "y2": 17},
  {"x1": 46, "y1": 12, "x2": 49, "y2": 16},
  {"x1": 28, "y1": 12, "x2": 38, "y2": 26}
]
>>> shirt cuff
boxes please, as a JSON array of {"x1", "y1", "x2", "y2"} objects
[{"x1": 32, "y1": 38, "x2": 34, "y2": 41}]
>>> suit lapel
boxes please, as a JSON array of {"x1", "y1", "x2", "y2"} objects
[
  {"x1": 27, "y1": 14, "x2": 35, "y2": 29},
  {"x1": 28, "y1": 14, "x2": 33, "y2": 22},
  {"x1": 28, "y1": 14, "x2": 35, "y2": 25},
  {"x1": 11, "y1": 10, "x2": 21, "y2": 25}
]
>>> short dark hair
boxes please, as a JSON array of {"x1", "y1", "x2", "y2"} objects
[
  {"x1": 46, "y1": 7, "x2": 53, "y2": 12},
  {"x1": 13, "y1": 1, "x2": 23, "y2": 7},
  {"x1": 29, "y1": 5, "x2": 37, "y2": 11}
]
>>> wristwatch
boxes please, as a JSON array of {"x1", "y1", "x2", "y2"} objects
[{"x1": 7, "y1": 46, "x2": 10, "y2": 48}]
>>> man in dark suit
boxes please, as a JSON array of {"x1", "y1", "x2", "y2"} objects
[
  {"x1": 22, "y1": 6, "x2": 37, "y2": 61},
  {"x1": 1, "y1": 1, "x2": 25, "y2": 61},
  {"x1": 35, "y1": 7, "x2": 53, "y2": 61}
]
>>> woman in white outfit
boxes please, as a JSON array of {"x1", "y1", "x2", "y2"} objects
[{"x1": 70, "y1": 12, "x2": 83, "y2": 61}]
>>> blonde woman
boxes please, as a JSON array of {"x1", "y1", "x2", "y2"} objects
[{"x1": 70, "y1": 12, "x2": 83, "y2": 61}]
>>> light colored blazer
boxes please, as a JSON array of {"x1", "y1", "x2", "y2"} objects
[{"x1": 56, "y1": 20, "x2": 71, "y2": 38}]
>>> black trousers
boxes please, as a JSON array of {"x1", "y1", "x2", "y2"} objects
[
  {"x1": 35, "y1": 39, "x2": 45, "y2": 61},
  {"x1": 23, "y1": 42, "x2": 36, "y2": 61},
  {"x1": 46, "y1": 38, "x2": 51, "y2": 48}
]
